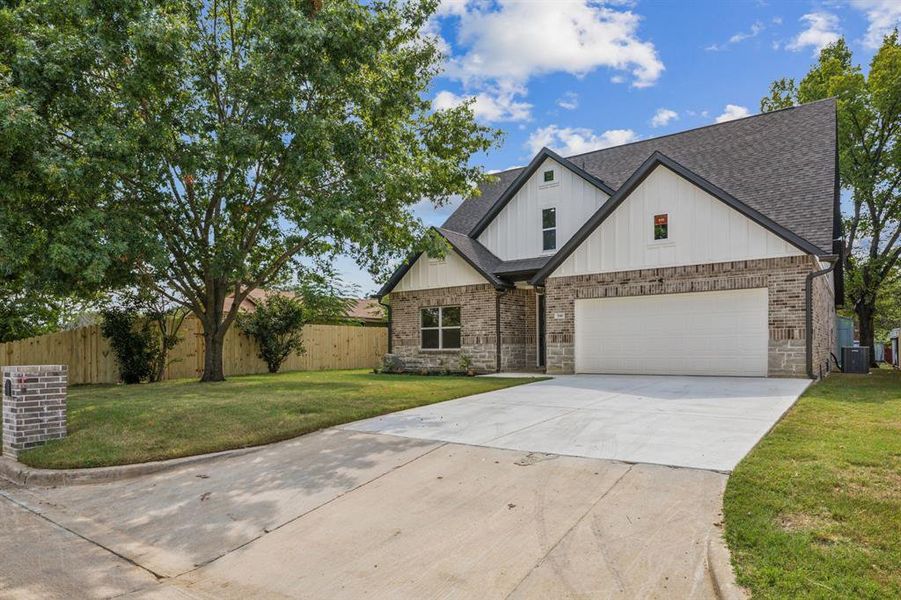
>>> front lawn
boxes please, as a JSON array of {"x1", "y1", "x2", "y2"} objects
[
  {"x1": 724, "y1": 369, "x2": 900, "y2": 598},
  {"x1": 17, "y1": 370, "x2": 543, "y2": 469}
]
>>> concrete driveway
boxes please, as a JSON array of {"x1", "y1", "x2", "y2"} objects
[
  {"x1": 343, "y1": 375, "x2": 810, "y2": 472},
  {"x1": 0, "y1": 375, "x2": 807, "y2": 598}
]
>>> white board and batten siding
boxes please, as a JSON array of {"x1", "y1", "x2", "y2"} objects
[
  {"x1": 553, "y1": 165, "x2": 805, "y2": 277},
  {"x1": 478, "y1": 158, "x2": 609, "y2": 261},
  {"x1": 574, "y1": 288, "x2": 769, "y2": 376},
  {"x1": 392, "y1": 250, "x2": 486, "y2": 292}
]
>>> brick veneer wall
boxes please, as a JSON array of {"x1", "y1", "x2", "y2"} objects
[
  {"x1": 388, "y1": 284, "x2": 539, "y2": 373},
  {"x1": 2, "y1": 365, "x2": 68, "y2": 459},
  {"x1": 811, "y1": 268, "x2": 836, "y2": 378},
  {"x1": 544, "y1": 256, "x2": 826, "y2": 377},
  {"x1": 389, "y1": 284, "x2": 498, "y2": 372},
  {"x1": 500, "y1": 287, "x2": 537, "y2": 371}
]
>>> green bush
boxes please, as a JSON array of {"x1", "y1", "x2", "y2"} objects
[
  {"x1": 100, "y1": 307, "x2": 157, "y2": 384},
  {"x1": 238, "y1": 295, "x2": 308, "y2": 373}
]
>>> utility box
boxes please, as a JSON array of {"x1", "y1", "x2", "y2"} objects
[{"x1": 841, "y1": 347, "x2": 870, "y2": 374}]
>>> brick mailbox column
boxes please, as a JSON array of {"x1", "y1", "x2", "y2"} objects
[{"x1": 2, "y1": 365, "x2": 68, "y2": 460}]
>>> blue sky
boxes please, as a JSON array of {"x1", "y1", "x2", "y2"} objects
[{"x1": 335, "y1": 0, "x2": 899, "y2": 295}]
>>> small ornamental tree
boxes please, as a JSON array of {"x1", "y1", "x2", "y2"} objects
[
  {"x1": 239, "y1": 286, "x2": 350, "y2": 373},
  {"x1": 239, "y1": 295, "x2": 307, "y2": 373},
  {"x1": 0, "y1": 0, "x2": 498, "y2": 381}
]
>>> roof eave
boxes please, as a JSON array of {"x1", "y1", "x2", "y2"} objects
[
  {"x1": 375, "y1": 228, "x2": 509, "y2": 299},
  {"x1": 468, "y1": 147, "x2": 615, "y2": 238}
]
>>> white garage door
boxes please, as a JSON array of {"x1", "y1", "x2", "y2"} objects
[{"x1": 574, "y1": 288, "x2": 769, "y2": 376}]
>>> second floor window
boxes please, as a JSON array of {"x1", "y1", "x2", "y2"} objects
[
  {"x1": 542, "y1": 207, "x2": 557, "y2": 251},
  {"x1": 654, "y1": 213, "x2": 669, "y2": 240}
]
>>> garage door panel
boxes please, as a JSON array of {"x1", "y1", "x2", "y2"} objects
[{"x1": 574, "y1": 289, "x2": 768, "y2": 376}]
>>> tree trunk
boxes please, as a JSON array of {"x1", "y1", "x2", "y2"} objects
[
  {"x1": 198, "y1": 279, "x2": 232, "y2": 382},
  {"x1": 855, "y1": 301, "x2": 878, "y2": 368},
  {"x1": 202, "y1": 327, "x2": 227, "y2": 382}
]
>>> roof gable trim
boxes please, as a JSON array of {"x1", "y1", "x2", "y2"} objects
[
  {"x1": 375, "y1": 228, "x2": 507, "y2": 298},
  {"x1": 530, "y1": 152, "x2": 826, "y2": 285},
  {"x1": 468, "y1": 147, "x2": 616, "y2": 238}
]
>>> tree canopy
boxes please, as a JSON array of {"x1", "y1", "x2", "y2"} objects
[
  {"x1": 0, "y1": 0, "x2": 497, "y2": 379},
  {"x1": 761, "y1": 34, "x2": 901, "y2": 356}
]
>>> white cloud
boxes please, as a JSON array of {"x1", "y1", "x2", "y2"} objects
[
  {"x1": 432, "y1": 83, "x2": 532, "y2": 122},
  {"x1": 714, "y1": 104, "x2": 751, "y2": 123},
  {"x1": 443, "y1": 0, "x2": 664, "y2": 89},
  {"x1": 557, "y1": 92, "x2": 580, "y2": 111},
  {"x1": 787, "y1": 12, "x2": 841, "y2": 54},
  {"x1": 527, "y1": 125, "x2": 638, "y2": 156},
  {"x1": 850, "y1": 0, "x2": 901, "y2": 49},
  {"x1": 706, "y1": 21, "x2": 764, "y2": 51},
  {"x1": 649, "y1": 108, "x2": 678, "y2": 128}
]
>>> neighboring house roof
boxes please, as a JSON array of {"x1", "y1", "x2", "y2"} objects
[
  {"x1": 224, "y1": 291, "x2": 386, "y2": 323},
  {"x1": 345, "y1": 298, "x2": 387, "y2": 323},
  {"x1": 379, "y1": 99, "x2": 838, "y2": 297}
]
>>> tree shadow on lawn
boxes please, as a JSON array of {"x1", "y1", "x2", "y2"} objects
[{"x1": 10, "y1": 429, "x2": 437, "y2": 582}]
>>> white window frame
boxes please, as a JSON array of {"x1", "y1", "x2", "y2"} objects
[
  {"x1": 648, "y1": 212, "x2": 675, "y2": 248},
  {"x1": 420, "y1": 306, "x2": 462, "y2": 350},
  {"x1": 541, "y1": 207, "x2": 557, "y2": 253}
]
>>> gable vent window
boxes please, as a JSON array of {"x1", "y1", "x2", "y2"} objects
[
  {"x1": 542, "y1": 207, "x2": 557, "y2": 251},
  {"x1": 654, "y1": 213, "x2": 669, "y2": 240},
  {"x1": 543, "y1": 170, "x2": 555, "y2": 182}
]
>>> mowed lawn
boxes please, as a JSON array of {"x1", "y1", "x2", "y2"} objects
[
  {"x1": 18, "y1": 370, "x2": 543, "y2": 469},
  {"x1": 724, "y1": 369, "x2": 900, "y2": 598}
]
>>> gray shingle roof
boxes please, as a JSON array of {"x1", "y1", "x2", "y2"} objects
[
  {"x1": 494, "y1": 256, "x2": 552, "y2": 275},
  {"x1": 443, "y1": 99, "x2": 837, "y2": 254}
]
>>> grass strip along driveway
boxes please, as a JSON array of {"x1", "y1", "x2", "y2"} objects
[
  {"x1": 724, "y1": 369, "x2": 900, "y2": 598},
  {"x1": 18, "y1": 370, "x2": 542, "y2": 470}
]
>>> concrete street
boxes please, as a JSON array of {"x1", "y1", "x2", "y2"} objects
[{"x1": 1, "y1": 375, "x2": 807, "y2": 598}]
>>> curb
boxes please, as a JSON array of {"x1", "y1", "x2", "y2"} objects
[
  {"x1": 0, "y1": 445, "x2": 263, "y2": 487},
  {"x1": 707, "y1": 533, "x2": 748, "y2": 600}
]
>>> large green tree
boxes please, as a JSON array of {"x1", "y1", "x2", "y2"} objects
[
  {"x1": 762, "y1": 35, "x2": 901, "y2": 361},
  {"x1": 0, "y1": 0, "x2": 496, "y2": 380}
]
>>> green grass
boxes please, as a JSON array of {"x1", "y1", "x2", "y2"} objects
[
  {"x1": 17, "y1": 369, "x2": 544, "y2": 470},
  {"x1": 723, "y1": 369, "x2": 901, "y2": 599}
]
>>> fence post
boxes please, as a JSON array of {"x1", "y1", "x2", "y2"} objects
[{"x1": 2, "y1": 365, "x2": 68, "y2": 460}]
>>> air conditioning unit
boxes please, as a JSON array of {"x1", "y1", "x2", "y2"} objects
[{"x1": 841, "y1": 346, "x2": 870, "y2": 374}]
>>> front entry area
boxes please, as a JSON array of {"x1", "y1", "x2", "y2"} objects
[{"x1": 574, "y1": 288, "x2": 769, "y2": 376}]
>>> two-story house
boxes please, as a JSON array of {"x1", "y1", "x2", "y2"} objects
[{"x1": 377, "y1": 99, "x2": 841, "y2": 378}]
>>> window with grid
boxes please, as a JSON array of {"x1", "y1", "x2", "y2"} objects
[
  {"x1": 542, "y1": 207, "x2": 557, "y2": 251},
  {"x1": 420, "y1": 306, "x2": 461, "y2": 349}
]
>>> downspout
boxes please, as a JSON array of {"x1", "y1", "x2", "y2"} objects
[
  {"x1": 495, "y1": 290, "x2": 504, "y2": 373},
  {"x1": 377, "y1": 297, "x2": 392, "y2": 354},
  {"x1": 806, "y1": 259, "x2": 837, "y2": 379}
]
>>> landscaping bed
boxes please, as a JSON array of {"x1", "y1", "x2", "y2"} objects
[
  {"x1": 724, "y1": 369, "x2": 900, "y2": 598},
  {"x1": 16, "y1": 369, "x2": 544, "y2": 469}
]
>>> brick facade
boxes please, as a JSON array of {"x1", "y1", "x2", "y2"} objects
[
  {"x1": 2, "y1": 365, "x2": 68, "y2": 459},
  {"x1": 811, "y1": 267, "x2": 836, "y2": 379},
  {"x1": 499, "y1": 287, "x2": 537, "y2": 371},
  {"x1": 388, "y1": 256, "x2": 835, "y2": 378},
  {"x1": 388, "y1": 284, "x2": 537, "y2": 373},
  {"x1": 543, "y1": 256, "x2": 830, "y2": 377}
]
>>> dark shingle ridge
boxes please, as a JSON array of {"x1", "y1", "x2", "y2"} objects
[{"x1": 442, "y1": 99, "x2": 837, "y2": 253}]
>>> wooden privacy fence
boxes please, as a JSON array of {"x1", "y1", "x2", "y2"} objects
[{"x1": 0, "y1": 319, "x2": 388, "y2": 385}]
